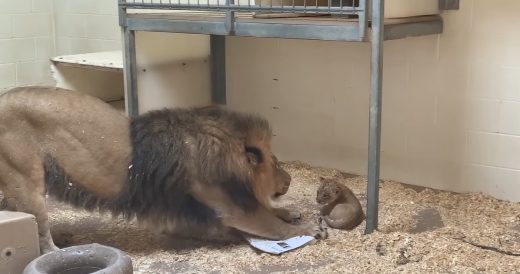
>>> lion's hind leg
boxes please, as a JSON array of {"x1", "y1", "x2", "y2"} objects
[
  {"x1": 1, "y1": 181, "x2": 58, "y2": 254},
  {"x1": 0, "y1": 157, "x2": 58, "y2": 254}
]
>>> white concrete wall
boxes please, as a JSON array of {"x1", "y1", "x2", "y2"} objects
[
  {"x1": 0, "y1": 0, "x2": 123, "y2": 93},
  {"x1": 115, "y1": 0, "x2": 520, "y2": 202},
  {"x1": 7, "y1": 0, "x2": 519, "y2": 202},
  {"x1": 134, "y1": 32, "x2": 211, "y2": 111},
  {"x1": 226, "y1": 0, "x2": 520, "y2": 202},
  {"x1": 51, "y1": 1, "x2": 211, "y2": 110},
  {"x1": 0, "y1": 0, "x2": 56, "y2": 92},
  {"x1": 52, "y1": 0, "x2": 121, "y2": 55}
]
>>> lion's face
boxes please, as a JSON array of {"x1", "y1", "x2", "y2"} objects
[
  {"x1": 246, "y1": 148, "x2": 291, "y2": 201},
  {"x1": 271, "y1": 155, "x2": 291, "y2": 198}
]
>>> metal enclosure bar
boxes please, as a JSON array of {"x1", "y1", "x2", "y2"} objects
[
  {"x1": 122, "y1": 28, "x2": 139, "y2": 118},
  {"x1": 118, "y1": 2, "x2": 363, "y2": 14},
  {"x1": 365, "y1": 0, "x2": 384, "y2": 234},
  {"x1": 358, "y1": 0, "x2": 368, "y2": 40},
  {"x1": 234, "y1": 21, "x2": 361, "y2": 41},
  {"x1": 225, "y1": 0, "x2": 235, "y2": 34},
  {"x1": 120, "y1": 2, "x2": 139, "y2": 117},
  {"x1": 210, "y1": 35, "x2": 227, "y2": 104},
  {"x1": 127, "y1": 18, "x2": 229, "y2": 36},
  {"x1": 126, "y1": 17, "x2": 364, "y2": 41}
]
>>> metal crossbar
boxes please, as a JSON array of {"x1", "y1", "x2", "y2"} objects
[{"x1": 119, "y1": 0, "x2": 365, "y2": 15}]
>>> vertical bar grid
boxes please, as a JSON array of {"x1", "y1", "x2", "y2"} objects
[{"x1": 365, "y1": 0, "x2": 384, "y2": 234}]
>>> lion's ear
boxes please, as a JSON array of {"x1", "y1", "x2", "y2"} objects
[{"x1": 245, "y1": 146, "x2": 262, "y2": 166}]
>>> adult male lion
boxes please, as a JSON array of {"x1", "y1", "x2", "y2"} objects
[{"x1": 0, "y1": 86, "x2": 326, "y2": 254}]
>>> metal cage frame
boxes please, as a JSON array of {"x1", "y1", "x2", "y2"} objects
[{"x1": 118, "y1": 0, "x2": 451, "y2": 234}]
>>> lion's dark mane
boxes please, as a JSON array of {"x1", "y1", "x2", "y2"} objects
[{"x1": 44, "y1": 106, "x2": 271, "y2": 231}]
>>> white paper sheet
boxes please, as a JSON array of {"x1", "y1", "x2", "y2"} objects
[{"x1": 245, "y1": 235, "x2": 315, "y2": 255}]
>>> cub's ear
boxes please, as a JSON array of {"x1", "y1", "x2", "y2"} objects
[
  {"x1": 319, "y1": 176, "x2": 325, "y2": 181},
  {"x1": 245, "y1": 146, "x2": 263, "y2": 166}
]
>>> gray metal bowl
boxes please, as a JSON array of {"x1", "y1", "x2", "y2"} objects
[{"x1": 23, "y1": 243, "x2": 133, "y2": 274}]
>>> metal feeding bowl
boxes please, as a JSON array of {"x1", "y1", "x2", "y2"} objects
[{"x1": 23, "y1": 243, "x2": 133, "y2": 274}]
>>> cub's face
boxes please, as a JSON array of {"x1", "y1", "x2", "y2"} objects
[{"x1": 316, "y1": 177, "x2": 341, "y2": 204}]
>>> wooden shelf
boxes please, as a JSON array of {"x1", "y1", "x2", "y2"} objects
[{"x1": 51, "y1": 51, "x2": 123, "y2": 72}]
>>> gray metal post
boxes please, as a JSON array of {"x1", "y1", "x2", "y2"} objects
[
  {"x1": 365, "y1": 0, "x2": 384, "y2": 234},
  {"x1": 210, "y1": 35, "x2": 227, "y2": 105},
  {"x1": 122, "y1": 28, "x2": 139, "y2": 117},
  {"x1": 358, "y1": 0, "x2": 368, "y2": 41}
]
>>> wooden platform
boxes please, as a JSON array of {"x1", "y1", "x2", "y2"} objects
[{"x1": 51, "y1": 51, "x2": 123, "y2": 72}]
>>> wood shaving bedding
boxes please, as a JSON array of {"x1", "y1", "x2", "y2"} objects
[{"x1": 33, "y1": 161, "x2": 520, "y2": 273}]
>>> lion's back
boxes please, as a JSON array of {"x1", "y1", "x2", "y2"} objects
[{"x1": 0, "y1": 86, "x2": 132, "y2": 198}]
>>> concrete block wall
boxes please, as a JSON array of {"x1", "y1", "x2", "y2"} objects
[
  {"x1": 225, "y1": 0, "x2": 520, "y2": 202},
  {"x1": 53, "y1": 0, "x2": 121, "y2": 55},
  {"x1": 459, "y1": 0, "x2": 520, "y2": 202},
  {"x1": 113, "y1": 0, "x2": 520, "y2": 202},
  {"x1": 1, "y1": 0, "x2": 519, "y2": 202},
  {"x1": 0, "y1": 0, "x2": 55, "y2": 92},
  {"x1": 0, "y1": 0, "x2": 122, "y2": 93}
]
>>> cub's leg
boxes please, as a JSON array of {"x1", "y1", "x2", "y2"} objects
[
  {"x1": 321, "y1": 204, "x2": 363, "y2": 230},
  {"x1": 0, "y1": 157, "x2": 58, "y2": 254},
  {"x1": 321, "y1": 216, "x2": 348, "y2": 229},
  {"x1": 319, "y1": 202, "x2": 336, "y2": 216}
]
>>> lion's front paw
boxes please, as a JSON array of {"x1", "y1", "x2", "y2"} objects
[
  {"x1": 274, "y1": 208, "x2": 302, "y2": 224},
  {"x1": 287, "y1": 210, "x2": 302, "y2": 224},
  {"x1": 302, "y1": 221, "x2": 328, "y2": 240}
]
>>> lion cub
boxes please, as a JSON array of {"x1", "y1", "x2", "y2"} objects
[{"x1": 316, "y1": 177, "x2": 365, "y2": 230}]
